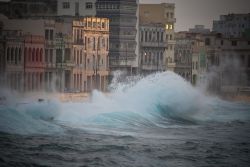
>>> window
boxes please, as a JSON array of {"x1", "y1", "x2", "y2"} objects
[
  {"x1": 49, "y1": 49, "x2": 53, "y2": 63},
  {"x1": 45, "y1": 30, "x2": 49, "y2": 40},
  {"x1": 232, "y1": 41, "x2": 237, "y2": 46},
  {"x1": 102, "y1": 22, "x2": 105, "y2": 28},
  {"x1": 170, "y1": 13, "x2": 173, "y2": 18},
  {"x1": 49, "y1": 30, "x2": 53, "y2": 40},
  {"x1": 169, "y1": 34, "x2": 172, "y2": 40},
  {"x1": 205, "y1": 38, "x2": 210, "y2": 46},
  {"x1": 248, "y1": 55, "x2": 250, "y2": 68},
  {"x1": 45, "y1": 49, "x2": 48, "y2": 62},
  {"x1": 86, "y1": 2, "x2": 93, "y2": 9},
  {"x1": 221, "y1": 40, "x2": 224, "y2": 46},
  {"x1": 62, "y1": 2, "x2": 70, "y2": 9}
]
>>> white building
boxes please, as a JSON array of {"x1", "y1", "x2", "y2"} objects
[{"x1": 57, "y1": 0, "x2": 96, "y2": 17}]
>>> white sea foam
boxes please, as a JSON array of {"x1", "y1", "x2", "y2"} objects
[{"x1": 0, "y1": 71, "x2": 249, "y2": 134}]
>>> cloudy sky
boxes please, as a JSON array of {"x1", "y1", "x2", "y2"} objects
[
  {"x1": 1, "y1": 0, "x2": 249, "y2": 31},
  {"x1": 140, "y1": 0, "x2": 250, "y2": 31}
]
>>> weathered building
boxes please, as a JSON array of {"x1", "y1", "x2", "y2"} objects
[
  {"x1": 139, "y1": 23, "x2": 166, "y2": 74},
  {"x1": 0, "y1": 0, "x2": 57, "y2": 19},
  {"x1": 213, "y1": 13, "x2": 250, "y2": 38},
  {"x1": 202, "y1": 33, "x2": 250, "y2": 94},
  {"x1": 73, "y1": 17, "x2": 109, "y2": 92},
  {"x1": 174, "y1": 32, "x2": 206, "y2": 84},
  {"x1": 139, "y1": 3, "x2": 176, "y2": 72},
  {"x1": 96, "y1": 0, "x2": 138, "y2": 75},
  {"x1": 57, "y1": 0, "x2": 96, "y2": 17}
]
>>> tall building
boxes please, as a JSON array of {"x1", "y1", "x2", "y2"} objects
[
  {"x1": 1, "y1": 0, "x2": 57, "y2": 19},
  {"x1": 72, "y1": 17, "x2": 109, "y2": 92},
  {"x1": 139, "y1": 3, "x2": 176, "y2": 72},
  {"x1": 96, "y1": 0, "x2": 138, "y2": 75},
  {"x1": 57, "y1": 0, "x2": 96, "y2": 17},
  {"x1": 213, "y1": 13, "x2": 250, "y2": 38}
]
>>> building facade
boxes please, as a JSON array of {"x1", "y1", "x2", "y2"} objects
[
  {"x1": 213, "y1": 13, "x2": 250, "y2": 38},
  {"x1": 202, "y1": 33, "x2": 250, "y2": 94},
  {"x1": 73, "y1": 17, "x2": 109, "y2": 92},
  {"x1": 96, "y1": 0, "x2": 138, "y2": 75},
  {"x1": 189, "y1": 25, "x2": 210, "y2": 34},
  {"x1": 139, "y1": 3, "x2": 176, "y2": 72},
  {"x1": 0, "y1": 0, "x2": 57, "y2": 19},
  {"x1": 139, "y1": 24, "x2": 166, "y2": 74},
  {"x1": 57, "y1": 0, "x2": 96, "y2": 17}
]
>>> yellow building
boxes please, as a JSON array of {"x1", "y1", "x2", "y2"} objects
[{"x1": 73, "y1": 17, "x2": 109, "y2": 92}]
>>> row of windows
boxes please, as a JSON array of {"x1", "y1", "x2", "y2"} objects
[
  {"x1": 142, "y1": 52, "x2": 164, "y2": 65},
  {"x1": 73, "y1": 74, "x2": 107, "y2": 92},
  {"x1": 165, "y1": 24, "x2": 174, "y2": 30},
  {"x1": 6, "y1": 47, "x2": 22, "y2": 64},
  {"x1": 165, "y1": 12, "x2": 174, "y2": 19},
  {"x1": 62, "y1": 2, "x2": 93, "y2": 9},
  {"x1": 96, "y1": 3, "x2": 120, "y2": 10},
  {"x1": 73, "y1": 50, "x2": 107, "y2": 69},
  {"x1": 141, "y1": 31, "x2": 174, "y2": 42},
  {"x1": 205, "y1": 38, "x2": 250, "y2": 46},
  {"x1": 6, "y1": 47, "x2": 43, "y2": 64},
  {"x1": 45, "y1": 29, "x2": 54, "y2": 40}
]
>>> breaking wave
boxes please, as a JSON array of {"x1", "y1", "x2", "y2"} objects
[{"x1": 0, "y1": 71, "x2": 250, "y2": 135}]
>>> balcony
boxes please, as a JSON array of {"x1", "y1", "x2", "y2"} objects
[{"x1": 140, "y1": 41, "x2": 168, "y2": 48}]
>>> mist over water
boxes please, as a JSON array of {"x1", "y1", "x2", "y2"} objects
[
  {"x1": 0, "y1": 71, "x2": 250, "y2": 135},
  {"x1": 0, "y1": 72, "x2": 250, "y2": 167}
]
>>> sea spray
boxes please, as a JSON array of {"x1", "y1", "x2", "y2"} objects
[{"x1": 0, "y1": 71, "x2": 250, "y2": 135}]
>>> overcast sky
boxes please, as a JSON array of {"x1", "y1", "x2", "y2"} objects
[
  {"x1": 140, "y1": 0, "x2": 250, "y2": 31},
  {"x1": 1, "y1": 0, "x2": 249, "y2": 31}
]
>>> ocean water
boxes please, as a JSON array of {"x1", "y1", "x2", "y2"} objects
[{"x1": 0, "y1": 72, "x2": 250, "y2": 167}]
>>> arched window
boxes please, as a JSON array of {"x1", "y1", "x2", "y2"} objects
[
  {"x1": 11, "y1": 47, "x2": 14, "y2": 63},
  {"x1": 6, "y1": 47, "x2": 10, "y2": 62},
  {"x1": 24, "y1": 48, "x2": 27, "y2": 62},
  {"x1": 32, "y1": 48, "x2": 35, "y2": 62},
  {"x1": 40, "y1": 49, "x2": 43, "y2": 62},
  {"x1": 15, "y1": 48, "x2": 18, "y2": 64},
  {"x1": 18, "y1": 48, "x2": 21, "y2": 63},
  {"x1": 36, "y1": 48, "x2": 39, "y2": 62},
  {"x1": 29, "y1": 48, "x2": 32, "y2": 62}
]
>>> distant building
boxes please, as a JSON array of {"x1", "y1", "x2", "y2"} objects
[
  {"x1": 213, "y1": 13, "x2": 250, "y2": 38},
  {"x1": 174, "y1": 32, "x2": 192, "y2": 81},
  {"x1": 189, "y1": 25, "x2": 210, "y2": 34},
  {"x1": 202, "y1": 33, "x2": 250, "y2": 94},
  {"x1": 139, "y1": 23, "x2": 166, "y2": 74},
  {"x1": 72, "y1": 17, "x2": 109, "y2": 92},
  {"x1": 0, "y1": 0, "x2": 57, "y2": 19},
  {"x1": 174, "y1": 31, "x2": 206, "y2": 84},
  {"x1": 96, "y1": 0, "x2": 138, "y2": 75},
  {"x1": 0, "y1": 16, "x2": 74, "y2": 92},
  {"x1": 57, "y1": 0, "x2": 96, "y2": 17},
  {"x1": 139, "y1": 3, "x2": 176, "y2": 72}
]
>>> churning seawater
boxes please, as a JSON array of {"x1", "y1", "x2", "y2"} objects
[{"x1": 0, "y1": 72, "x2": 250, "y2": 167}]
